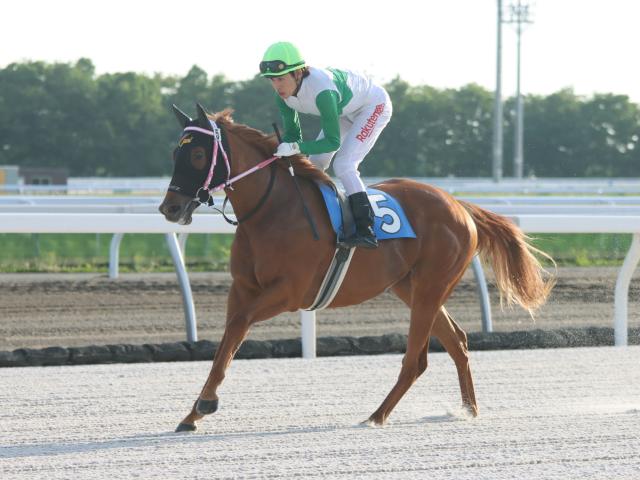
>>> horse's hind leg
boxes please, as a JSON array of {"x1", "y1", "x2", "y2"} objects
[
  {"x1": 431, "y1": 306, "x2": 478, "y2": 416},
  {"x1": 390, "y1": 279, "x2": 477, "y2": 418},
  {"x1": 368, "y1": 256, "x2": 465, "y2": 426},
  {"x1": 368, "y1": 293, "x2": 441, "y2": 426}
]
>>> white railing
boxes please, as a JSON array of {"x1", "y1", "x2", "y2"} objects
[
  {"x1": 2, "y1": 176, "x2": 640, "y2": 195},
  {"x1": 1, "y1": 209, "x2": 639, "y2": 355}
]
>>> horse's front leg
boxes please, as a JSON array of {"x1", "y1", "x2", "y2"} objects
[
  {"x1": 175, "y1": 321, "x2": 250, "y2": 432},
  {"x1": 176, "y1": 281, "x2": 290, "y2": 432}
]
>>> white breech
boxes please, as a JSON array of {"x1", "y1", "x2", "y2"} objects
[{"x1": 309, "y1": 86, "x2": 392, "y2": 195}]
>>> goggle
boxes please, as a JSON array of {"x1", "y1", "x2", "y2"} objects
[{"x1": 259, "y1": 60, "x2": 304, "y2": 75}]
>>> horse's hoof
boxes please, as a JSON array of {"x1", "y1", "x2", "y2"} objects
[
  {"x1": 175, "y1": 422, "x2": 197, "y2": 433},
  {"x1": 196, "y1": 398, "x2": 219, "y2": 416},
  {"x1": 366, "y1": 415, "x2": 385, "y2": 426},
  {"x1": 466, "y1": 404, "x2": 479, "y2": 418}
]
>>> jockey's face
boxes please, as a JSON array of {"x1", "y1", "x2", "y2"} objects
[{"x1": 269, "y1": 71, "x2": 301, "y2": 98}]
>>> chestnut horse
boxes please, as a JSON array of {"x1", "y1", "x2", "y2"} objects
[{"x1": 159, "y1": 105, "x2": 554, "y2": 432}]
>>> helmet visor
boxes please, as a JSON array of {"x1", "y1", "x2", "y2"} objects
[{"x1": 259, "y1": 60, "x2": 304, "y2": 76}]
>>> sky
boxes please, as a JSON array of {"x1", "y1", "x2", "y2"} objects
[{"x1": 1, "y1": 0, "x2": 639, "y2": 102}]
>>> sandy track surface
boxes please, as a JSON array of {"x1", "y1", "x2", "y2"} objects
[
  {"x1": 1, "y1": 347, "x2": 639, "y2": 479},
  {"x1": 0, "y1": 267, "x2": 638, "y2": 350}
]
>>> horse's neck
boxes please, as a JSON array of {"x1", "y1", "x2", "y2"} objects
[{"x1": 225, "y1": 141, "x2": 292, "y2": 221}]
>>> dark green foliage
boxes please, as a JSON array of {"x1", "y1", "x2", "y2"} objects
[{"x1": 1, "y1": 59, "x2": 639, "y2": 177}]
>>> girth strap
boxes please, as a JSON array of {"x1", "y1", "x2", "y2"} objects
[{"x1": 304, "y1": 245, "x2": 356, "y2": 311}]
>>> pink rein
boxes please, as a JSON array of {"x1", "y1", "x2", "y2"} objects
[{"x1": 183, "y1": 122, "x2": 278, "y2": 201}]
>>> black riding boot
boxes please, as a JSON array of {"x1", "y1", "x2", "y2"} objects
[{"x1": 339, "y1": 191, "x2": 378, "y2": 249}]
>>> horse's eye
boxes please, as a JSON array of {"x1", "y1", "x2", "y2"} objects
[{"x1": 190, "y1": 147, "x2": 207, "y2": 170}]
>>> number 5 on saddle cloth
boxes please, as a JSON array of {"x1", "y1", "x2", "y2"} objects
[
  {"x1": 317, "y1": 183, "x2": 416, "y2": 241},
  {"x1": 305, "y1": 182, "x2": 416, "y2": 311}
]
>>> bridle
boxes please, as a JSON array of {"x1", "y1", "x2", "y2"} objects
[{"x1": 180, "y1": 119, "x2": 279, "y2": 225}]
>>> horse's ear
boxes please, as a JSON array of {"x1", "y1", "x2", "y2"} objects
[
  {"x1": 196, "y1": 103, "x2": 213, "y2": 131},
  {"x1": 172, "y1": 104, "x2": 191, "y2": 128}
]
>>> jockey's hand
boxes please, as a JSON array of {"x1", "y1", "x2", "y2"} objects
[{"x1": 275, "y1": 142, "x2": 301, "y2": 157}]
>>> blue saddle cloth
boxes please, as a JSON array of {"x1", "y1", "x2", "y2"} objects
[{"x1": 317, "y1": 183, "x2": 416, "y2": 241}]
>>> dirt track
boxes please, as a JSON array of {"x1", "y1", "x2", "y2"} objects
[
  {"x1": 0, "y1": 267, "x2": 638, "y2": 350},
  {"x1": 3, "y1": 348, "x2": 639, "y2": 479}
]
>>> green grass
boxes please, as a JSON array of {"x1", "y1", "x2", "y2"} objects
[
  {"x1": 0, "y1": 233, "x2": 235, "y2": 273},
  {"x1": 0, "y1": 233, "x2": 633, "y2": 272},
  {"x1": 529, "y1": 234, "x2": 632, "y2": 267}
]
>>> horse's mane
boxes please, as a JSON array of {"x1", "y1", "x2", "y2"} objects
[{"x1": 212, "y1": 109, "x2": 332, "y2": 185}]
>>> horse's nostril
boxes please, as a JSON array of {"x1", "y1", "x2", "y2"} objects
[{"x1": 159, "y1": 203, "x2": 181, "y2": 217}]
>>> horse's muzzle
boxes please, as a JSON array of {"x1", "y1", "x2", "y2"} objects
[{"x1": 159, "y1": 199, "x2": 198, "y2": 224}]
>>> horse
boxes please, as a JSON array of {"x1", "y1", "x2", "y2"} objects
[{"x1": 159, "y1": 104, "x2": 554, "y2": 432}]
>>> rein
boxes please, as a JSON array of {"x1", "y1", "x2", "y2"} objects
[
  {"x1": 220, "y1": 164, "x2": 276, "y2": 226},
  {"x1": 182, "y1": 120, "x2": 279, "y2": 225}
]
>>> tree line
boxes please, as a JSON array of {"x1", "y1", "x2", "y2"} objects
[{"x1": 0, "y1": 59, "x2": 638, "y2": 178}]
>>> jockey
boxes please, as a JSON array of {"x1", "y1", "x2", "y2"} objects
[{"x1": 260, "y1": 41, "x2": 392, "y2": 249}]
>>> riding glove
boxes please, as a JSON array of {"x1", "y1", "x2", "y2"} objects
[{"x1": 275, "y1": 142, "x2": 301, "y2": 157}]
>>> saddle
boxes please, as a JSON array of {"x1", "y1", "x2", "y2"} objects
[
  {"x1": 304, "y1": 181, "x2": 416, "y2": 311},
  {"x1": 315, "y1": 181, "x2": 416, "y2": 242}
]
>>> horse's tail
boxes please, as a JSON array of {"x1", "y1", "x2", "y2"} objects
[{"x1": 460, "y1": 201, "x2": 555, "y2": 315}]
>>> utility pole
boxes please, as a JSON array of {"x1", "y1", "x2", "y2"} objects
[
  {"x1": 492, "y1": 0, "x2": 504, "y2": 182},
  {"x1": 505, "y1": 0, "x2": 533, "y2": 179}
]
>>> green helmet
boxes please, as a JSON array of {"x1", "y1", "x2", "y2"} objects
[{"x1": 259, "y1": 42, "x2": 305, "y2": 77}]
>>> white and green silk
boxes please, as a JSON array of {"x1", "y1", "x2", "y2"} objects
[{"x1": 276, "y1": 67, "x2": 392, "y2": 195}]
